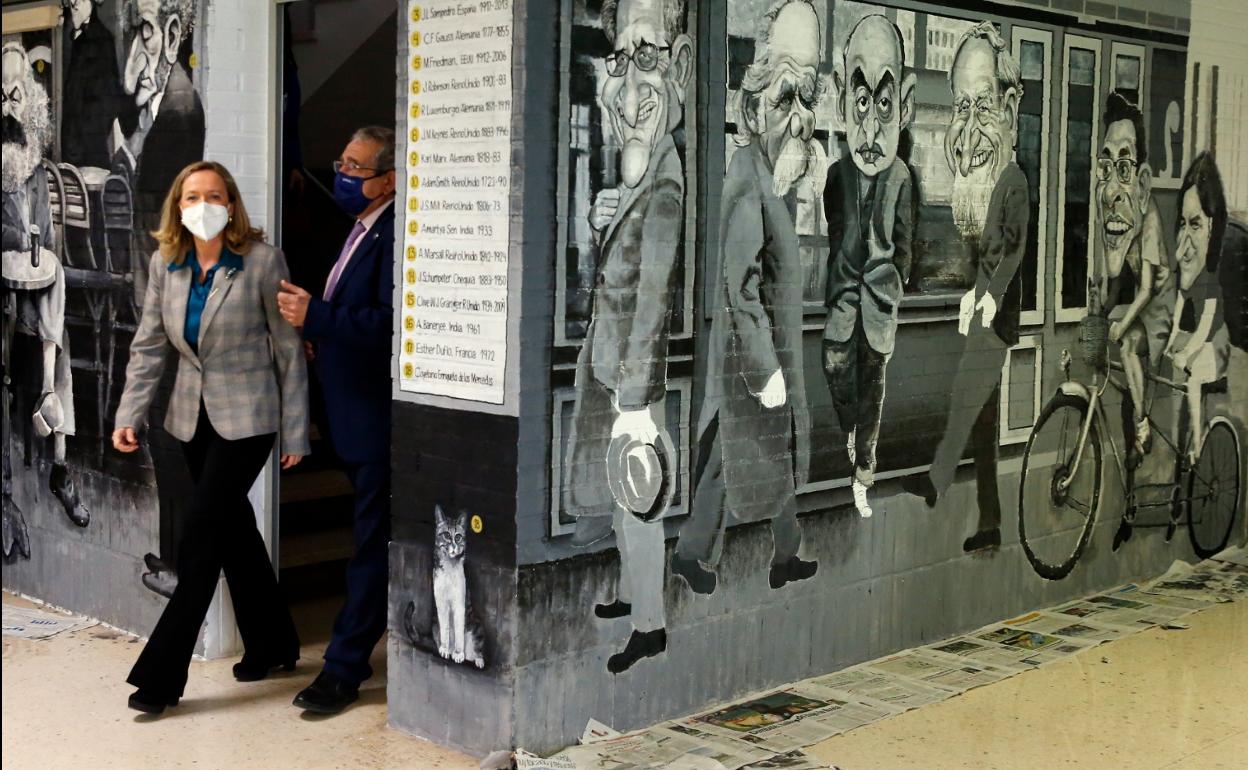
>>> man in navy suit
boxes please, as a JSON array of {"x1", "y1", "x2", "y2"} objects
[{"x1": 277, "y1": 126, "x2": 396, "y2": 714}]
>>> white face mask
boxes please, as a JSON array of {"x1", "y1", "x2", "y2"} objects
[{"x1": 181, "y1": 202, "x2": 230, "y2": 241}]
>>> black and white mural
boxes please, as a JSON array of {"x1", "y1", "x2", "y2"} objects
[
  {"x1": 544, "y1": 0, "x2": 1245, "y2": 681},
  {"x1": 2, "y1": 1, "x2": 205, "y2": 602}
]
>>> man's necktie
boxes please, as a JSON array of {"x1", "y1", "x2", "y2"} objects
[{"x1": 323, "y1": 220, "x2": 367, "y2": 300}]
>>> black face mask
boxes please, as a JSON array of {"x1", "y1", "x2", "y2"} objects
[{"x1": 2, "y1": 114, "x2": 26, "y2": 147}]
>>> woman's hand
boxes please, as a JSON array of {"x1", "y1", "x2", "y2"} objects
[
  {"x1": 112, "y1": 427, "x2": 140, "y2": 453},
  {"x1": 281, "y1": 454, "x2": 303, "y2": 470}
]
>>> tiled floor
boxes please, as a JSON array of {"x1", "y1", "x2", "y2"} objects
[{"x1": 3, "y1": 592, "x2": 1244, "y2": 769}]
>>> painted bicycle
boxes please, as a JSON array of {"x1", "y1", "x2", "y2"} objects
[{"x1": 1017, "y1": 315, "x2": 1241, "y2": 580}]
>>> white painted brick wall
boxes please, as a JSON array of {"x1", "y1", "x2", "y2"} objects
[{"x1": 202, "y1": 0, "x2": 274, "y2": 231}]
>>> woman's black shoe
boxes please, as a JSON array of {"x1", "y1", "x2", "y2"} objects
[
  {"x1": 233, "y1": 657, "x2": 297, "y2": 682},
  {"x1": 128, "y1": 688, "x2": 179, "y2": 714}
]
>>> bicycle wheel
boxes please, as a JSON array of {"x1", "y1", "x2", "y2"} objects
[
  {"x1": 1019, "y1": 393, "x2": 1103, "y2": 580},
  {"x1": 1187, "y1": 418, "x2": 1242, "y2": 558}
]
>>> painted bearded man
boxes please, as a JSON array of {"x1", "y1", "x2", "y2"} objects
[
  {"x1": 672, "y1": 0, "x2": 822, "y2": 596},
  {"x1": 2, "y1": 38, "x2": 90, "y2": 563},
  {"x1": 904, "y1": 22, "x2": 1028, "y2": 554},
  {"x1": 563, "y1": 0, "x2": 693, "y2": 674},
  {"x1": 822, "y1": 14, "x2": 916, "y2": 519}
]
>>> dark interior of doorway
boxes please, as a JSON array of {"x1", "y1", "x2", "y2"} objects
[{"x1": 276, "y1": 1, "x2": 397, "y2": 637}]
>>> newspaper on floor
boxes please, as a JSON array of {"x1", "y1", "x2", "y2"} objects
[
  {"x1": 582, "y1": 719, "x2": 623, "y2": 745},
  {"x1": 739, "y1": 749, "x2": 839, "y2": 768},
  {"x1": 536, "y1": 722, "x2": 779, "y2": 770},
  {"x1": 681, "y1": 688, "x2": 895, "y2": 755},
  {"x1": 999, "y1": 611, "x2": 1132, "y2": 643},
  {"x1": 1144, "y1": 559, "x2": 1248, "y2": 603},
  {"x1": 2, "y1": 604, "x2": 97, "y2": 640},
  {"x1": 923, "y1": 624, "x2": 1099, "y2": 671},
  {"x1": 863, "y1": 648, "x2": 1013, "y2": 693},
  {"x1": 1212, "y1": 545, "x2": 1248, "y2": 568},
  {"x1": 803, "y1": 666, "x2": 953, "y2": 711}
]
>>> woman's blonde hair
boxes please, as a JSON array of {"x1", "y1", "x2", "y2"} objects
[{"x1": 153, "y1": 160, "x2": 265, "y2": 262}]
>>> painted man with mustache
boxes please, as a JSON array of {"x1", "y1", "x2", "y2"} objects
[
  {"x1": 563, "y1": 0, "x2": 693, "y2": 674},
  {"x1": 2, "y1": 39, "x2": 90, "y2": 562},
  {"x1": 903, "y1": 22, "x2": 1027, "y2": 554},
  {"x1": 671, "y1": 0, "x2": 822, "y2": 596},
  {"x1": 822, "y1": 14, "x2": 915, "y2": 519},
  {"x1": 1093, "y1": 92, "x2": 1175, "y2": 468}
]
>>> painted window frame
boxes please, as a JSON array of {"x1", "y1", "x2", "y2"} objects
[
  {"x1": 1110, "y1": 40, "x2": 1146, "y2": 106},
  {"x1": 548, "y1": 379, "x2": 692, "y2": 538},
  {"x1": 1000, "y1": 335, "x2": 1044, "y2": 445},
  {"x1": 1054, "y1": 33, "x2": 1103, "y2": 324},
  {"x1": 1012, "y1": 26, "x2": 1052, "y2": 329}
]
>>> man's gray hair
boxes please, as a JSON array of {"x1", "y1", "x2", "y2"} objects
[
  {"x1": 353, "y1": 126, "x2": 395, "y2": 171},
  {"x1": 601, "y1": 0, "x2": 687, "y2": 45},
  {"x1": 121, "y1": 0, "x2": 195, "y2": 46},
  {"x1": 733, "y1": 0, "x2": 827, "y2": 146},
  {"x1": 948, "y1": 21, "x2": 1022, "y2": 98}
]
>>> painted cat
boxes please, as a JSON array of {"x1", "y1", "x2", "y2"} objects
[{"x1": 428, "y1": 505, "x2": 485, "y2": 669}]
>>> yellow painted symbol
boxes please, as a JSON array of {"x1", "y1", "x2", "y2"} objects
[
  {"x1": 410, "y1": 127, "x2": 421, "y2": 143},
  {"x1": 404, "y1": 316, "x2": 415, "y2": 331},
  {"x1": 188, "y1": 52, "x2": 198, "y2": 69},
  {"x1": 412, "y1": 55, "x2": 422, "y2": 71},
  {"x1": 411, "y1": 33, "x2": 421, "y2": 48},
  {"x1": 403, "y1": 362, "x2": 414, "y2": 378},
  {"x1": 470, "y1": 515, "x2": 483, "y2": 534},
  {"x1": 410, "y1": 102, "x2": 421, "y2": 119},
  {"x1": 410, "y1": 220, "x2": 420, "y2": 234},
  {"x1": 411, "y1": 79, "x2": 422, "y2": 95},
  {"x1": 406, "y1": 268, "x2": 417, "y2": 283},
  {"x1": 410, "y1": 174, "x2": 421, "y2": 189},
  {"x1": 404, "y1": 339, "x2": 415, "y2": 354},
  {"x1": 410, "y1": 151, "x2": 420, "y2": 166},
  {"x1": 408, "y1": 197, "x2": 418, "y2": 211},
  {"x1": 411, "y1": 6, "x2": 422, "y2": 23},
  {"x1": 406, "y1": 246, "x2": 416, "y2": 261},
  {"x1": 35, "y1": 60, "x2": 45, "y2": 73},
  {"x1": 405, "y1": 292, "x2": 415, "y2": 308}
]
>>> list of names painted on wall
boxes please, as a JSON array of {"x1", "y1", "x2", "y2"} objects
[{"x1": 398, "y1": 0, "x2": 513, "y2": 404}]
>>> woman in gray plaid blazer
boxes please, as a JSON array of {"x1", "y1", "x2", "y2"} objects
[{"x1": 112, "y1": 161, "x2": 310, "y2": 714}]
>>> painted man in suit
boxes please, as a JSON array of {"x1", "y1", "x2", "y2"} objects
[
  {"x1": 671, "y1": 0, "x2": 821, "y2": 596},
  {"x1": 2, "y1": 39, "x2": 89, "y2": 564},
  {"x1": 278, "y1": 127, "x2": 396, "y2": 712},
  {"x1": 116, "y1": 0, "x2": 205, "y2": 266},
  {"x1": 822, "y1": 15, "x2": 915, "y2": 519},
  {"x1": 61, "y1": 0, "x2": 139, "y2": 169},
  {"x1": 563, "y1": 0, "x2": 693, "y2": 674},
  {"x1": 903, "y1": 22, "x2": 1028, "y2": 554}
]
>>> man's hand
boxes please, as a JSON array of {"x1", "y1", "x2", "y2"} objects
[
  {"x1": 1109, "y1": 320, "x2": 1124, "y2": 343},
  {"x1": 755, "y1": 369, "x2": 787, "y2": 409},
  {"x1": 957, "y1": 289, "x2": 977, "y2": 336},
  {"x1": 303, "y1": 341, "x2": 316, "y2": 361},
  {"x1": 112, "y1": 426, "x2": 140, "y2": 453},
  {"x1": 281, "y1": 454, "x2": 303, "y2": 470},
  {"x1": 277, "y1": 280, "x2": 311, "y2": 327},
  {"x1": 976, "y1": 292, "x2": 997, "y2": 330},
  {"x1": 611, "y1": 407, "x2": 659, "y2": 445},
  {"x1": 589, "y1": 188, "x2": 621, "y2": 234}
]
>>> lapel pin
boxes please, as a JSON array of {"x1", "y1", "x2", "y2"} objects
[{"x1": 226, "y1": 267, "x2": 239, "y2": 279}]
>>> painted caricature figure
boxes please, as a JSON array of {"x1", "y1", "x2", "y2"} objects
[
  {"x1": 673, "y1": 0, "x2": 821, "y2": 598},
  {"x1": 905, "y1": 22, "x2": 1029, "y2": 554},
  {"x1": 563, "y1": 0, "x2": 692, "y2": 675},
  {"x1": 822, "y1": 14, "x2": 915, "y2": 518},
  {"x1": 1094, "y1": 92, "x2": 1176, "y2": 468}
]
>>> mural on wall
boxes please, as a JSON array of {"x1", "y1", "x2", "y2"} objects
[
  {"x1": 821, "y1": 13, "x2": 915, "y2": 518},
  {"x1": 560, "y1": 0, "x2": 695, "y2": 674},
  {"x1": 2, "y1": 0, "x2": 205, "y2": 585},
  {"x1": 403, "y1": 506, "x2": 487, "y2": 669},
  {"x1": 3, "y1": 33, "x2": 90, "y2": 563},
  {"x1": 675, "y1": 0, "x2": 824, "y2": 597},
  {"x1": 900, "y1": 21, "x2": 1028, "y2": 554},
  {"x1": 536, "y1": 0, "x2": 1245, "y2": 687}
]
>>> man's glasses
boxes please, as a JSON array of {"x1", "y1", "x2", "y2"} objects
[
  {"x1": 333, "y1": 159, "x2": 388, "y2": 176},
  {"x1": 1097, "y1": 157, "x2": 1139, "y2": 184},
  {"x1": 605, "y1": 42, "x2": 670, "y2": 77}
]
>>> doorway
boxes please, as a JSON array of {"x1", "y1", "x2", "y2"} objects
[{"x1": 273, "y1": 0, "x2": 398, "y2": 644}]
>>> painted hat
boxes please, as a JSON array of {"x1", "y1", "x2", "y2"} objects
[{"x1": 605, "y1": 429, "x2": 676, "y2": 523}]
